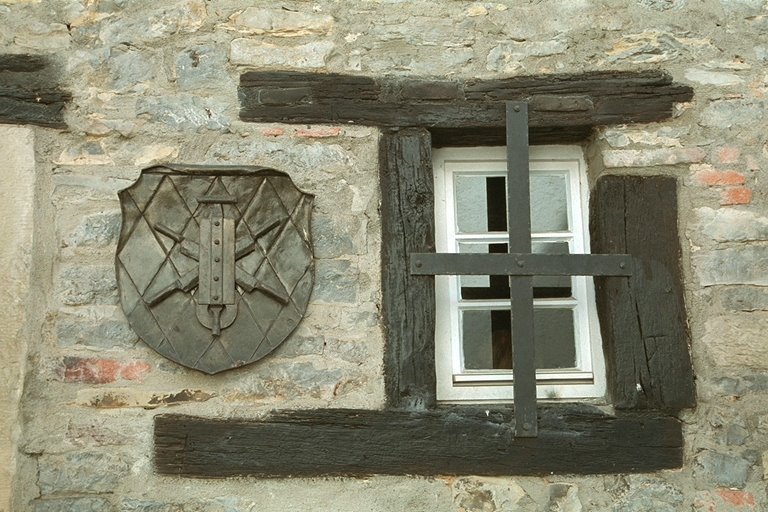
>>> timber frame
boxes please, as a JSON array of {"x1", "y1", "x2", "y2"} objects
[
  {"x1": 0, "y1": 54, "x2": 70, "y2": 128},
  {"x1": 154, "y1": 70, "x2": 696, "y2": 477}
]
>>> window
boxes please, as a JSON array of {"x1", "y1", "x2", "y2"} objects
[{"x1": 433, "y1": 146, "x2": 606, "y2": 402}]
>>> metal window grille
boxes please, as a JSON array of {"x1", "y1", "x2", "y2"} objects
[{"x1": 411, "y1": 101, "x2": 634, "y2": 437}]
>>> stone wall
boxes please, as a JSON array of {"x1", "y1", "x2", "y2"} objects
[{"x1": 1, "y1": 0, "x2": 767, "y2": 510}]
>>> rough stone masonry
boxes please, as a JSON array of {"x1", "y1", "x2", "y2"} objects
[{"x1": 0, "y1": 0, "x2": 767, "y2": 510}]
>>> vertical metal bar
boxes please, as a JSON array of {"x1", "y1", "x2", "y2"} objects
[
  {"x1": 198, "y1": 213, "x2": 212, "y2": 304},
  {"x1": 506, "y1": 101, "x2": 537, "y2": 437}
]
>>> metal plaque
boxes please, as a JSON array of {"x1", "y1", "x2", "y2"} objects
[{"x1": 116, "y1": 164, "x2": 314, "y2": 374}]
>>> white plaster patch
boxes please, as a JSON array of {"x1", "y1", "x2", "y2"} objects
[
  {"x1": 230, "y1": 39, "x2": 334, "y2": 68},
  {"x1": 685, "y1": 68, "x2": 744, "y2": 86},
  {"x1": 0, "y1": 126, "x2": 35, "y2": 512}
]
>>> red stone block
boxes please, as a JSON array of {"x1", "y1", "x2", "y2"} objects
[
  {"x1": 717, "y1": 488, "x2": 756, "y2": 507},
  {"x1": 63, "y1": 357, "x2": 121, "y2": 384},
  {"x1": 62, "y1": 357, "x2": 151, "y2": 384},
  {"x1": 120, "y1": 361, "x2": 151, "y2": 381},
  {"x1": 715, "y1": 146, "x2": 740, "y2": 164},
  {"x1": 721, "y1": 187, "x2": 752, "y2": 206},
  {"x1": 693, "y1": 170, "x2": 745, "y2": 186}
]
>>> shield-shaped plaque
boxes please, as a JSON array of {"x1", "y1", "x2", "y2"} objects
[{"x1": 116, "y1": 164, "x2": 314, "y2": 374}]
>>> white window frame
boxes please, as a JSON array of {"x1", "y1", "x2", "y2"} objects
[{"x1": 433, "y1": 145, "x2": 606, "y2": 403}]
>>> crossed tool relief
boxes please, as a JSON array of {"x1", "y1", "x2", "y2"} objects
[{"x1": 143, "y1": 192, "x2": 290, "y2": 336}]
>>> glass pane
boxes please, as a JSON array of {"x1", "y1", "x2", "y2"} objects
[
  {"x1": 461, "y1": 309, "x2": 512, "y2": 370},
  {"x1": 457, "y1": 242, "x2": 572, "y2": 299},
  {"x1": 531, "y1": 242, "x2": 572, "y2": 298},
  {"x1": 455, "y1": 174, "x2": 506, "y2": 233},
  {"x1": 458, "y1": 242, "x2": 507, "y2": 299},
  {"x1": 460, "y1": 307, "x2": 576, "y2": 371},
  {"x1": 534, "y1": 308, "x2": 576, "y2": 369},
  {"x1": 530, "y1": 174, "x2": 568, "y2": 232}
]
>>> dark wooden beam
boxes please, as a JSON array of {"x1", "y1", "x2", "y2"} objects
[
  {"x1": 239, "y1": 70, "x2": 692, "y2": 145},
  {"x1": 590, "y1": 175, "x2": 695, "y2": 410},
  {"x1": 430, "y1": 125, "x2": 595, "y2": 147},
  {"x1": 0, "y1": 54, "x2": 70, "y2": 128},
  {"x1": 380, "y1": 128, "x2": 436, "y2": 409},
  {"x1": 155, "y1": 407, "x2": 682, "y2": 477}
]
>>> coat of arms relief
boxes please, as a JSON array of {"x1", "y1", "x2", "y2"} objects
[{"x1": 116, "y1": 165, "x2": 314, "y2": 374}]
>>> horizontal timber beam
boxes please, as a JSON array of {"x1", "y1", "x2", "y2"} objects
[
  {"x1": 155, "y1": 407, "x2": 683, "y2": 477},
  {"x1": 239, "y1": 70, "x2": 692, "y2": 145},
  {"x1": 0, "y1": 54, "x2": 70, "y2": 129}
]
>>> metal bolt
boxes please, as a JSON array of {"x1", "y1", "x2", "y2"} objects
[
  {"x1": 516, "y1": 260, "x2": 524, "y2": 267},
  {"x1": 513, "y1": 105, "x2": 520, "y2": 112},
  {"x1": 415, "y1": 261, "x2": 423, "y2": 268},
  {"x1": 214, "y1": 257, "x2": 220, "y2": 262},
  {"x1": 214, "y1": 239, "x2": 220, "y2": 245},
  {"x1": 619, "y1": 262, "x2": 626, "y2": 269},
  {"x1": 213, "y1": 295, "x2": 219, "y2": 301},
  {"x1": 214, "y1": 221, "x2": 220, "y2": 227},
  {"x1": 213, "y1": 276, "x2": 219, "y2": 282},
  {"x1": 522, "y1": 422, "x2": 532, "y2": 431}
]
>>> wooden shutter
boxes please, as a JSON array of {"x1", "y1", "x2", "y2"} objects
[{"x1": 590, "y1": 175, "x2": 696, "y2": 410}]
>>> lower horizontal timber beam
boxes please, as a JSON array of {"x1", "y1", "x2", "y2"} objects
[{"x1": 155, "y1": 407, "x2": 682, "y2": 477}]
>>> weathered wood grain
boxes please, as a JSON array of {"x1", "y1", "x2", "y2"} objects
[
  {"x1": 380, "y1": 128, "x2": 436, "y2": 409},
  {"x1": 155, "y1": 407, "x2": 683, "y2": 477},
  {"x1": 239, "y1": 70, "x2": 692, "y2": 145},
  {"x1": 0, "y1": 54, "x2": 70, "y2": 128},
  {"x1": 590, "y1": 175, "x2": 695, "y2": 410},
  {"x1": 430, "y1": 125, "x2": 594, "y2": 147}
]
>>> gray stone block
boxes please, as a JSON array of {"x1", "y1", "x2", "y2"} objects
[
  {"x1": 239, "y1": 361, "x2": 343, "y2": 400},
  {"x1": 34, "y1": 497, "x2": 113, "y2": 512},
  {"x1": 637, "y1": 0, "x2": 686, "y2": 10},
  {"x1": 614, "y1": 481, "x2": 684, "y2": 512},
  {"x1": 136, "y1": 95, "x2": 230, "y2": 132},
  {"x1": 700, "y1": 98, "x2": 766, "y2": 129},
  {"x1": 175, "y1": 45, "x2": 227, "y2": 91},
  {"x1": 56, "y1": 310, "x2": 137, "y2": 349},
  {"x1": 55, "y1": 265, "x2": 118, "y2": 306},
  {"x1": 273, "y1": 334, "x2": 326, "y2": 357},
  {"x1": 109, "y1": 46, "x2": 157, "y2": 91},
  {"x1": 692, "y1": 207, "x2": 768, "y2": 244},
  {"x1": 695, "y1": 246, "x2": 768, "y2": 286},
  {"x1": 313, "y1": 260, "x2": 357, "y2": 303},
  {"x1": 720, "y1": 286, "x2": 768, "y2": 312},
  {"x1": 230, "y1": 39, "x2": 334, "y2": 68},
  {"x1": 38, "y1": 451, "x2": 131, "y2": 494},
  {"x1": 696, "y1": 450, "x2": 752, "y2": 489},
  {"x1": 726, "y1": 423, "x2": 751, "y2": 446},
  {"x1": 119, "y1": 500, "x2": 173, "y2": 512},
  {"x1": 312, "y1": 215, "x2": 366, "y2": 259}
]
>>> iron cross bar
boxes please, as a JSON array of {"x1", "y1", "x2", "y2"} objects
[{"x1": 410, "y1": 101, "x2": 634, "y2": 438}]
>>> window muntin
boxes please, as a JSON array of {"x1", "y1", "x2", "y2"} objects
[{"x1": 434, "y1": 146, "x2": 606, "y2": 402}]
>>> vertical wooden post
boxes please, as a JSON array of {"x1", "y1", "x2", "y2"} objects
[{"x1": 380, "y1": 128, "x2": 436, "y2": 409}]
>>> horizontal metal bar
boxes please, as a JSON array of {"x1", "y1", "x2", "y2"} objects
[{"x1": 410, "y1": 253, "x2": 633, "y2": 277}]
